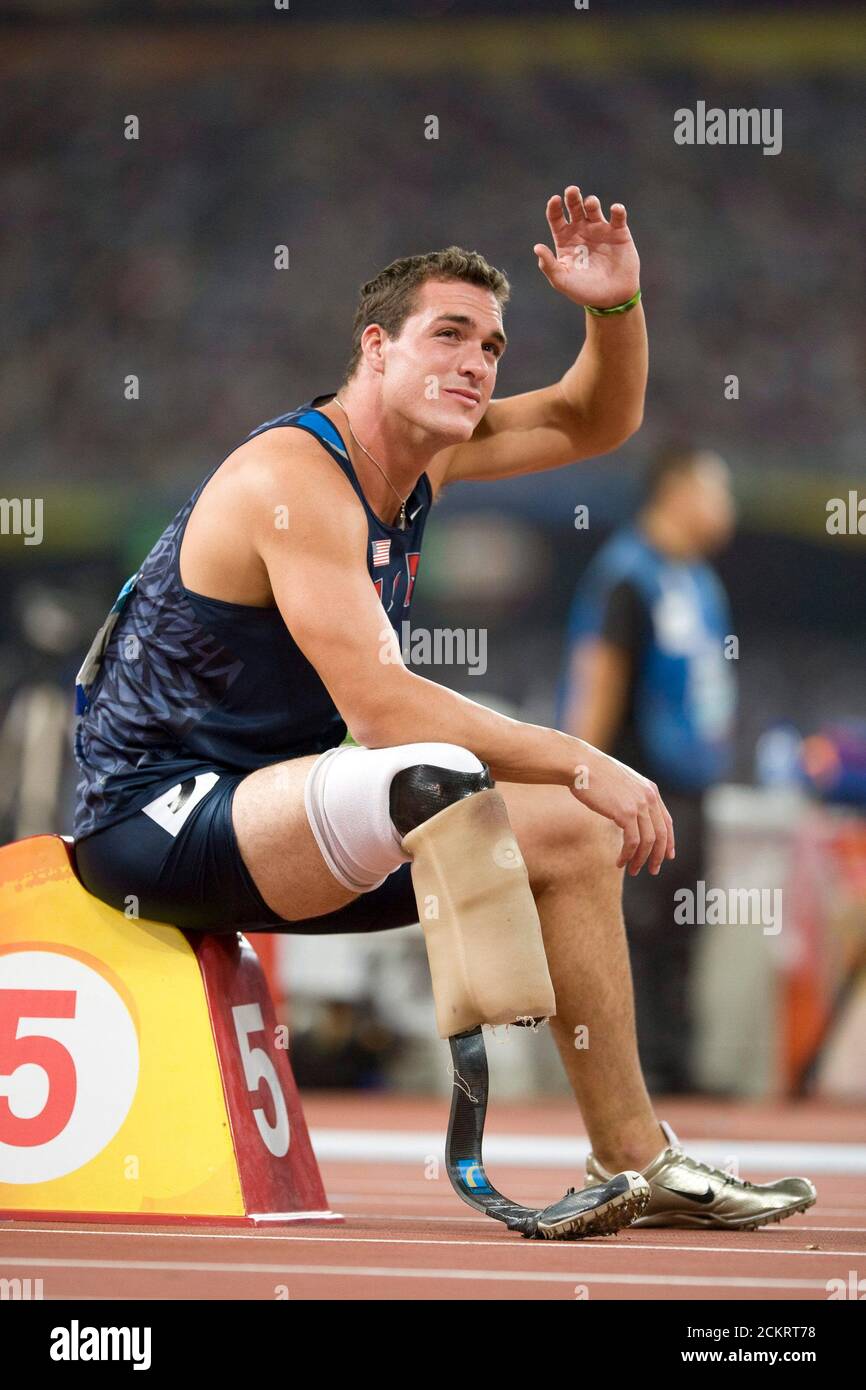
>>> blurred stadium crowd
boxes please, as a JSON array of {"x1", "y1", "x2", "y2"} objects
[{"x1": 2, "y1": 65, "x2": 863, "y2": 487}]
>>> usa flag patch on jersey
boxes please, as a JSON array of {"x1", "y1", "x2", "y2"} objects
[{"x1": 371, "y1": 539, "x2": 391, "y2": 567}]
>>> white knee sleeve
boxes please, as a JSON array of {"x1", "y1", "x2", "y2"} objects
[{"x1": 303, "y1": 742, "x2": 484, "y2": 892}]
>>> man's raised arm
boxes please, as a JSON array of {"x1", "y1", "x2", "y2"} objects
[{"x1": 440, "y1": 186, "x2": 647, "y2": 486}]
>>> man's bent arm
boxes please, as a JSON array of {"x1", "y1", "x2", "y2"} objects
[
  {"x1": 356, "y1": 668, "x2": 587, "y2": 789},
  {"x1": 440, "y1": 304, "x2": 647, "y2": 486},
  {"x1": 442, "y1": 190, "x2": 647, "y2": 486},
  {"x1": 559, "y1": 304, "x2": 647, "y2": 450}
]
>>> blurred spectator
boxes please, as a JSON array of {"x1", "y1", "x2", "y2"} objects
[{"x1": 557, "y1": 446, "x2": 737, "y2": 1092}]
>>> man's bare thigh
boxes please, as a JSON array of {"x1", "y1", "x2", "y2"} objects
[
  {"x1": 231, "y1": 755, "x2": 361, "y2": 921},
  {"x1": 231, "y1": 755, "x2": 618, "y2": 923}
]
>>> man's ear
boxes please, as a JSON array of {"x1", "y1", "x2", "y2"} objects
[{"x1": 360, "y1": 322, "x2": 387, "y2": 373}]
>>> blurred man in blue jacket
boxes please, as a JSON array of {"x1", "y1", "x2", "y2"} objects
[{"x1": 558, "y1": 444, "x2": 737, "y2": 1093}]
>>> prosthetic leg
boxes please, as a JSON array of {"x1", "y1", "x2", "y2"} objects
[{"x1": 393, "y1": 763, "x2": 651, "y2": 1239}]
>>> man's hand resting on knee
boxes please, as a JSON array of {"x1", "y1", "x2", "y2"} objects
[{"x1": 568, "y1": 743, "x2": 675, "y2": 877}]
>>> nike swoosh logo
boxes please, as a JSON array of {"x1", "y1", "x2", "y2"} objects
[
  {"x1": 409, "y1": 505, "x2": 423, "y2": 521},
  {"x1": 659, "y1": 1183, "x2": 715, "y2": 1204}
]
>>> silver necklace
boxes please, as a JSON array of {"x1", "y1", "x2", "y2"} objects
[{"x1": 331, "y1": 395, "x2": 410, "y2": 531}]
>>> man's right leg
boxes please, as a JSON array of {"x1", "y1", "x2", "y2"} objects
[
  {"x1": 231, "y1": 754, "x2": 361, "y2": 921},
  {"x1": 75, "y1": 743, "x2": 487, "y2": 934},
  {"x1": 231, "y1": 743, "x2": 488, "y2": 923}
]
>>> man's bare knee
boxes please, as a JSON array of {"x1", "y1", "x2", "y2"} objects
[
  {"x1": 553, "y1": 813, "x2": 623, "y2": 895},
  {"x1": 499, "y1": 784, "x2": 622, "y2": 897},
  {"x1": 578, "y1": 809, "x2": 623, "y2": 873}
]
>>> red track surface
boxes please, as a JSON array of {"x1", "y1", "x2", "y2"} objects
[{"x1": 2, "y1": 1094, "x2": 864, "y2": 1301}]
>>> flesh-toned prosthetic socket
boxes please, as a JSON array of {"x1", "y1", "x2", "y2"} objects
[{"x1": 398, "y1": 781, "x2": 556, "y2": 1039}]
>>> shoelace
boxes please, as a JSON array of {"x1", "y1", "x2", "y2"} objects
[
  {"x1": 594, "y1": 1149, "x2": 751, "y2": 1190},
  {"x1": 679, "y1": 1151, "x2": 749, "y2": 1189}
]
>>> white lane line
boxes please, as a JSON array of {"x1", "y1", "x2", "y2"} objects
[
  {"x1": 2, "y1": 1236, "x2": 863, "y2": 1256},
  {"x1": 8, "y1": 1203, "x2": 847, "y2": 1224},
  {"x1": 311, "y1": 1128, "x2": 866, "y2": 1175},
  {"x1": 332, "y1": 1212, "x2": 866, "y2": 1239},
  {"x1": 6, "y1": 1212, "x2": 861, "y2": 1234},
  {"x1": 0, "y1": 1258, "x2": 835, "y2": 1290}
]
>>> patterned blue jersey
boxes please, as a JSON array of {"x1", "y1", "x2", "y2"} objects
[
  {"x1": 556, "y1": 526, "x2": 736, "y2": 791},
  {"x1": 73, "y1": 395, "x2": 432, "y2": 838}
]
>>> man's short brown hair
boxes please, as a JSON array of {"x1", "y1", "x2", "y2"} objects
[{"x1": 342, "y1": 246, "x2": 510, "y2": 383}]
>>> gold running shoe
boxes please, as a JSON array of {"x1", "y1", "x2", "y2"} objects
[{"x1": 584, "y1": 1122, "x2": 817, "y2": 1230}]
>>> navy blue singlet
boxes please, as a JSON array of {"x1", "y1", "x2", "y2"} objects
[{"x1": 72, "y1": 394, "x2": 432, "y2": 840}]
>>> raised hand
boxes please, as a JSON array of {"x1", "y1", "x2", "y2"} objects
[{"x1": 534, "y1": 185, "x2": 641, "y2": 310}]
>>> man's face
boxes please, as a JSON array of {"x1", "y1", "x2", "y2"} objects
[{"x1": 372, "y1": 277, "x2": 506, "y2": 440}]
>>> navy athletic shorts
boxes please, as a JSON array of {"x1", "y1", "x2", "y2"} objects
[{"x1": 73, "y1": 767, "x2": 419, "y2": 935}]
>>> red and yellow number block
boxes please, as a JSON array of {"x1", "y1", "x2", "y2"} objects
[{"x1": 0, "y1": 834, "x2": 340, "y2": 1225}]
